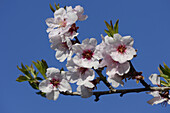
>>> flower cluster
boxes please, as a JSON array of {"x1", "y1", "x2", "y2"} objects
[
  {"x1": 16, "y1": 4, "x2": 170, "y2": 106},
  {"x1": 46, "y1": 5, "x2": 87, "y2": 62},
  {"x1": 96, "y1": 34, "x2": 136, "y2": 87},
  {"x1": 38, "y1": 5, "x2": 137, "y2": 100}
]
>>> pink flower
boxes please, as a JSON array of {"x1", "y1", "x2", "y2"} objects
[
  {"x1": 99, "y1": 53, "x2": 130, "y2": 76},
  {"x1": 66, "y1": 59, "x2": 95, "y2": 87},
  {"x1": 39, "y1": 68, "x2": 72, "y2": 100},
  {"x1": 67, "y1": 5, "x2": 88, "y2": 21},
  {"x1": 107, "y1": 34, "x2": 136, "y2": 63},
  {"x1": 72, "y1": 38, "x2": 100, "y2": 69},
  {"x1": 46, "y1": 8, "x2": 78, "y2": 33},
  {"x1": 49, "y1": 35, "x2": 73, "y2": 62}
]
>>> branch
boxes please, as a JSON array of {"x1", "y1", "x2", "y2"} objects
[
  {"x1": 74, "y1": 36, "x2": 80, "y2": 44},
  {"x1": 94, "y1": 69, "x2": 115, "y2": 91},
  {"x1": 60, "y1": 87, "x2": 170, "y2": 101},
  {"x1": 93, "y1": 87, "x2": 170, "y2": 97},
  {"x1": 125, "y1": 61, "x2": 150, "y2": 88}
]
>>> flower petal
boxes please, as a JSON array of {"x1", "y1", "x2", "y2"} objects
[
  {"x1": 149, "y1": 74, "x2": 160, "y2": 85},
  {"x1": 39, "y1": 79, "x2": 53, "y2": 93},
  {"x1": 46, "y1": 67, "x2": 60, "y2": 78},
  {"x1": 58, "y1": 79, "x2": 72, "y2": 93},
  {"x1": 77, "y1": 85, "x2": 93, "y2": 98},
  {"x1": 121, "y1": 36, "x2": 134, "y2": 46},
  {"x1": 46, "y1": 90, "x2": 60, "y2": 100}
]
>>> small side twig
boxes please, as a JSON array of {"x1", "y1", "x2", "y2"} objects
[
  {"x1": 94, "y1": 69, "x2": 115, "y2": 91},
  {"x1": 75, "y1": 36, "x2": 80, "y2": 44},
  {"x1": 128, "y1": 61, "x2": 150, "y2": 88}
]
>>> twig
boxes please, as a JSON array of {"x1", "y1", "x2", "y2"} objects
[
  {"x1": 94, "y1": 69, "x2": 115, "y2": 91},
  {"x1": 75, "y1": 36, "x2": 80, "y2": 44},
  {"x1": 128, "y1": 61, "x2": 150, "y2": 88},
  {"x1": 60, "y1": 87, "x2": 170, "y2": 100}
]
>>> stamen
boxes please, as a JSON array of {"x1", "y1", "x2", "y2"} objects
[
  {"x1": 78, "y1": 67, "x2": 88, "y2": 75},
  {"x1": 82, "y1": 49, "x2": 94, "y2": 60},
  {"x1": 117, "y1": 45, "x2": 126, "y2": 54},
  {"x1": 50, "y1": 78, "x2": 60, "y2": 88}
]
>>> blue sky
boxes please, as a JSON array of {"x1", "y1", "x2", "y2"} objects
[{"x1": 1, "y1": 0, "x2": 170, "y2": 113}]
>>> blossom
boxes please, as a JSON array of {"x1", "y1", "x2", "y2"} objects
[
  {"x1": 48, "y1": 23, "x2": 79, "y2": 41},
  {"x1": 77, "y1": 82, "x2": 94, "y2": 98},
  {"x1": 149, "y1": 74, "x2": 160, "y2": 85},
  {"x1": 46, "y1": 8, "x2": 78, "y2": 33},
  {"x1": 107, "y1": 74, "x2": 124, "y2": 88},
  {"x1": 147, "y1": 91, "x2": 170, "y2": 105},
  {"x1": 99, "y1": 53, "x2": 130, "y2": 76},
  {"x1": 39, "y1": 68, "x2": 72, "y2": 100},
  {"x1": 94, "y1": 34, "x2": 108, "y2": 59},
  {"x1": 66, "y1": 59, "x2": 95, "y2": 87},
  {"x1": 67, "y1": 5, "x2": 88, "y2": 21},
  {"x1": 72, "y1": 38, "x2": 100, "y2": 69},
  {"x1": 49, "y1": 34, "x2": 73, "y2": 62},
  {"x1": 99, "y1": 34, "x2": 136, "y2": 63}
]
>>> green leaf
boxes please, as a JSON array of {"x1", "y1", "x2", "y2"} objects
[
  {"x1": 26, "y1": 65, "x2": 37, "y2": 78},
  {"x1": 104, "y1": 20, "x2": 119, "y2": 37},
  {"x1": 114, "y1": 19, "x2": 119, "y2": 33},
  {"x1": 54, "y1": 3, "x2": 60, "y2": 10},
  {"x1": 110, "y1": 20, "x2": 113, "y2": 29},
  {"x1": 64, "y1": 6, "x2": 66, "y2": 9},
  {"x1": 49, "y1": 4, "x2": 55, "y2": 12},
  {"x1": 160, "y1": 73, "x2": 170, "y2": 79},
  {"x1": 17, "y1": 64, "x2": 32, "y2": 79},
  {"x1": 36, "y1": 77, "x2": 43, "y2": 80},
  {"x1": 29, "y1": 81, "x2": 39, "y2": 90},
  {"x1": 16, "y1": 75, "x2": 29, "y2": 82},
  {"x1": 158, "y1": 67, "x2": 163, "y2": 74},
  {"x1": 32, "y1": 60, "x2": 47, "y2": 79},
  {"x1": 160, "y1": 80, "x2": 169, "y2": 87},
  {"x1": 159, "y1": 64, "x2": 170, "y2": 75},
  {"x1": 104, "y1": 20, "x2": 114, "y2": 33},
  {"x1": 41, "y1": 59, "x2": 48, "y2": 71},
  {"x1": 104, "y1": 29, "x2": 112, "y2": 37},
  {"x1": 163, "y1": 62, "x2": 170, "y2": 73},
  {"x1": 36, "y1": 91, "x2": 46, "y2": 97}
]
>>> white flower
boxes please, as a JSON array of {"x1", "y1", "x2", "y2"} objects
[
  {"x1": 147, "y1": 91, "x2": 170, "y2": 105},
  {"x1": 107, "y1": 74, "x2": 124, "y2": 88},
  {"x1": 46, "y1": 8, "x2": 78, "y2": 33},
  {"x1": 67, "y1": 5, "x2": 88, "y2": 21},
  {"x1": 77, "y1": 82, "x2": 94, "y2": 98},
  {"x1": 66, "y1": 59, "x2": 95, "y2": 87},
  {"x1": 94, "y1": 34, "x2": 108, "y2": 59},
  {"x1": 105, "y1": 34, "x2": 136, "y2": 63},
  {"x1": 48, "y1": 23, "x2": 79, "y2": 41},
  {"x1": 99, "y1": 53, "x2": 130, "y2": 76},
  {"x1": 63, "y1": 23, "x2": 79, "y2": 40},
  {"x1": 49, "y1": 34, "x2": 73, "y2": 62},
  {"x1": 72, "y1": 38, "x2": 100, "y2": 69},
  {"x1": 39, "y1": 68, "x2": 72, "y2": 100},
  {"x1": 149, "y1": 74, "x2": 160, "y2": 85}
]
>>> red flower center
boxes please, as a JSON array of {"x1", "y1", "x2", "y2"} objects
[
  {"x1": 117, "y1": 45, "x2": 126, "y2": 54},
  {"x1": 68, "y1": 23, "x2": 79, "y2": 35},
  {"x1": 78, "y1": 67, "x2": 88, "y2": 75},
  {"x1": 82, "y1": 49, "x2": 94, "y2": 60},
  {"x1": 50, "y1": 78, "x2": 60, "y2": 87},
  {"x1": 61, "y1": 42, "x2": 69, "y2": 49},
  {"x1": 59, "y1": 19, "x2": 67, "y2": 27}
]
